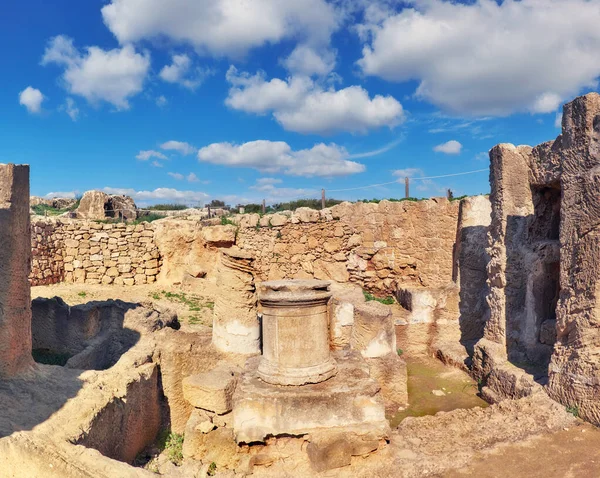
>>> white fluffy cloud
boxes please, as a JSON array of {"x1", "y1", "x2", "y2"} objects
[
  {"x1": 282, "y1": 45, "x2": 336, "y2": 76},
  {"x1": 358, "y1": 0, "x2": 600, "y2": 116},
  {"x1": 102, "y1": 186, "x2": 209, "y2": 204},
  {"x1": 159, "y1": 54, "x2": 211, "y2": 90},
  {"x1": 44, "y1": 191, "x2": 78, "y2": 199},
  {"x1": 198, "y1": 140, "x2": 365, "y2": 177},
  {"x1": 136, "y1": 150, "x2": 167, "y2": 161},
  {"x1": 160, "y1": 140, "x2": 197, "y2": 155},
  {"x1": 434, "y1": 140, "x2": 463, "y2": 155},
  {"x1": 226, "y1": 67, "x2": 403, "y2": 134},
  {"x1": 102, "y1": 0, "x2": 338, "y2": 58},
  {"x1": 168, "y1": 171, "x2": 202, "y2": 183},
  {"x1": 42, "y1": 35, "x2": 150, "y2": 110},
  {"x1": 19, "y1": 87, "x2": 44, "y2": 114}
]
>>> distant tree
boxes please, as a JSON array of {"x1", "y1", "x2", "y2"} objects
[{"x1": 209, "y1": 199, "x2": 226, "y2": 208}]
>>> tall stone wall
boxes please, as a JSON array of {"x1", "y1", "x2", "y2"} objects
[
  {"x1": 30, "y1": 220, "x2": 161, "y2": 286},
  {"x1": 30, "y1": 197, "x2": 474, "y2": 295},
  {"x1": 235, "y1": 198, "x2": 462, "y2": 294},
  {"x1": 474, "y1": 93, "x2": 600, "y2": 426}
]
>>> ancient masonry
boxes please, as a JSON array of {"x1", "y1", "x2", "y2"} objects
[
  {"x1": 29, "y1": 199, "x2": 461, "y2": 294},
  {"x1": 474, "y1": 93, "x2": 600, "y2": 426},
  {"x1": 0, "y1": 164, "x2": 34, "y2": 378},
  {"x1": 31, "y1": 220, "x2": 161, "y2": 286}
]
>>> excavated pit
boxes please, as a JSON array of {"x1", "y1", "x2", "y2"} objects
[{"x1": 31, "y1": 297, "x2": 142, "y2": 370}]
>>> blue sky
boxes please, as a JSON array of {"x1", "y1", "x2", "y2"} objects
[{"x1": 2, "y1": 0, "x2": 599, "y2": 206}]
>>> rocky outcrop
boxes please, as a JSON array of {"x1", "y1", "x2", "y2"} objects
[
  {"x1": 473, "y1": 93, "x2": 600, "y2": 426},
  {"x1": 76, "y1": 191, "x2": 137, "y2": 221},
  {"x1": 31, "y1": 196, "x2": 77, "y2": 210}
]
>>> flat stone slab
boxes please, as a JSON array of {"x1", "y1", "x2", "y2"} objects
[
  {"x1": 232, "y1": 350, "x2": 390, "y2": 444},
  {"x1": 183, "y1": 365, "x2": 239, "y2": 414}
]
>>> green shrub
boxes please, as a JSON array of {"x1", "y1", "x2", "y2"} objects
[
  {"x1": 146, "y1": 204, "x2": 188, "y2": 211},
  {"x1": 165, "y1": 432, "x2": 184, "y2": 465},
  {"x1": 566, "y1": 405, "x2": 579, "y2": 417},
  {"x1": 363, "y1": 291, "x2": 395, "y2": 305},
  {"x1": 220, "y1": 216, "x2": 236, "y2": 226}
]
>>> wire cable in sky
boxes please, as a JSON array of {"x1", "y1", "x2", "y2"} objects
[{"x1": 327, "y1": 168, "x2": 489, "y2": 192}]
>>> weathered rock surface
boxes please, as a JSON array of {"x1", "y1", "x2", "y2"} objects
[
  {"x1": 182, "y1": 363, "x2": 240, "y2": 414},
  {"x1": 212, "y1": 247, "x2": 259, "y2": 355},
  {"x1": 76, "y1": 190, "x2": 136, "y2": 221},
  {"x1": 0, "y1": 164, "x2": 34, "y2": 378},
  {"x1": 477, "y1": 93, "x2": 600, "y2": 426}
]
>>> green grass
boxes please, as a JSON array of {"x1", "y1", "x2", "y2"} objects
[
  {"x1": 566, "y1": 405, "x2": 579, "y2": 417},
  {"x1": 363, "y1": 291, "x2": 395, "y2": 305},
  {"x1": 162, "y1": 432, "x2": 184, "y2": 465},
  {"x1": 397, "y1": 348, "x2": 404, "y2": 356},
  {"x1": 78, "y1": 291, "x2": 87, "y2": 298},
  {"x1": 207, "y1": 462, "x2": 217, "y2": 476},
  {"x1": 151, "y1": 290, "x2": 214, "y2": 312},
  {"x1": 146, "y1": 204, "x2": 188, "y2": 211},
  {"x1": 131, "y1": 213, "x2": 164, "y2": 224},
  {"x1": 220, "y1": 216, "x2": 237, "y2": 226}
]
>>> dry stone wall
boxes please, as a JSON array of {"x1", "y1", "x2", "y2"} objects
[
  {"x1": 30, "y1": 197, "x2": 477, "y2": 296},
  {"x1": 30, "y1": 219, "x2": 161, "y2": 286},
  {"x1": 235, "y1": 198, "x2": 462, "y2": 294}
]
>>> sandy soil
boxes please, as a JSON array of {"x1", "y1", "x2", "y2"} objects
[{"x1": 32, "y1": 280, "x2": 218, "y2": 329}]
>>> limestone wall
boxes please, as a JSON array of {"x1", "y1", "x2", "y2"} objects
[
  {"x1": 30, "y1": 219, "x2": 161, "y2": 286},
  {"x1": 234, "y1": 199, "x2": 462, "y2": 293},
  {"x1": 30, "y1": 197, "x2": 481, "y2": 295}
]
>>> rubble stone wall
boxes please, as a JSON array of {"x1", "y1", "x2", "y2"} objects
[
  {"x1": 30, "y1": 219, "x2": 161, "y2": 286},
  {"x1": 30, "y1": 197, "x2": 479, "y2": 295},
  {"x1": 235, "y1": 198, "x2": 463, "y2": 294}
]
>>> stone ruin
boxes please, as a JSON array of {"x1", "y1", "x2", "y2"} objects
[
  {"x1": 473, "y1": 92, "x2": 600, "y2": 425},
  {"x1": 3, "y1": 93, "x2": 600, "y2": 476}
]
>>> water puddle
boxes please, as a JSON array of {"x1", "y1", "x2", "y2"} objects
[{"x1": 390, "y1": 356, "x2": 488, "y2": 428}]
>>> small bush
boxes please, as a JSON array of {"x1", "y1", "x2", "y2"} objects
[
  {"x1": 78, "y1": 291, "x2": 87, "y2": 298},
  {"x1": 220, "y1": 216, "x2": 236, "y2": 226},
  {"x1": 397, "y1": 348, "x2": 404, "y2": 356},
  {"x1": 165, "y1": 432, "x2": 184, "y2": 465},
  {"x1": 566, "y1": 405, "x2": 579, "y2": 417},
  {"x1": 363, "y1": 291, "x2": 395, "y2": 305},
  {"x1": 207, "y1": 462, "x2": 217, "y2": 476}
]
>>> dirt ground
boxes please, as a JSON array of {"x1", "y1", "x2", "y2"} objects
[
  {"x1": 29, "y1": 282, "x2": 600, "y2": 478},
  {"x1": 31, "y1": 280, "x2": 218, "y2": 329},
  {"x1": 445, "y1": 422, "x2": 600, "y2": 478}
]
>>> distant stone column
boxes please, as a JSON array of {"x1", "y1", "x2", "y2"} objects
[
  {"x1": 212, "y1": 247, "x2": 260, "y2": 354},
  {"x1": 258, "y1": 280, "x2": 337, "y2": 385},
  {"x1": 0, "y1": 164, "x2": 34, "y2": 378}
]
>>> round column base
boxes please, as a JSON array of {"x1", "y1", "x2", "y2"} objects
[{"x1": 257, "y1": 357, "x2": 338, "y2": 386}]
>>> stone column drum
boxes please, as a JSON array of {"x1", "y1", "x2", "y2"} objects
[
  {"x1": 0, "y1": 164, "x2": 34, "y2": 378},
  {"x1": 258, "y1": 280, "x2": 337, "y2": 386},
  {"x1": 212, "y1": 247, "x2": 260, "y2": 355}
]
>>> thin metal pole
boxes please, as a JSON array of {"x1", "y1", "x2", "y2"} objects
[
  {"x1": 405, "y1": 177, "x2": 410, "y2": 198},
  {"x1": 321, "y1": 189, "x2": 326, "y2": 209},
  {"x1": 262, "y1": 199, "x2": 266, "y2": 214}
]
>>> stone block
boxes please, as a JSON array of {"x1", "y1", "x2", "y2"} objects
[
  {"x1": 233, "y1": 351, "x2": 389, "y2": 444},
  {"x1": 351, "y1": 301, "x2": 396, "y2": 358},
  {"x1": 183, "y1": 364, "x2": 240, "y2": 414}
]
